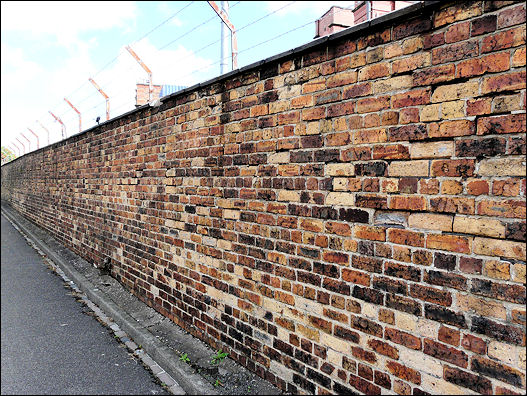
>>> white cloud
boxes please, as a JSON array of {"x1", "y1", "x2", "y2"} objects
[
  {"x1": 1, "y1": 1, "x2": 138, "y2": 45},
  {"x1": 265, "y1": 1, "x2": 356, "y2": 17}
]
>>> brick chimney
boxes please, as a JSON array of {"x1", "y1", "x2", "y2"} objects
[
  {"x1": 315, "y1": 1, "x2": 417, "y2": 38},
  {"x1": 314, "y1": 6, "x2": 355, "y2": 38},
  {"x1": 353, "y1": 1, "x2": 417, "y2": 24},
  {"x1": 135, "y1": 83, "x2": 163, "y2": 107}
]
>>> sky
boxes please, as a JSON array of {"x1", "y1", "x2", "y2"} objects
[{"x1": 1, "y1": 1, "x2": 358, "y2": 157}]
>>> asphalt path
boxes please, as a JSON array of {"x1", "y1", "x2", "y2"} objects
[{"x1": 1, "y1": 213, "x2": 168, "y2": 395}]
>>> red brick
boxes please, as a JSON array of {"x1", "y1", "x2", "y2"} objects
[
  {"x1": 445, "y1": 21, "x2": 470, "y2": 43},
  {"x1": 471, "y1": 14, "x2": 497, "y2": 36},
  {"x1": 477, "y1": 113, "x2": 526, "y2": 135},
  {"x1": 461, "y1": 334, "x2": 486, "y2": 354},
  {"x1": 413, "y1": 64, "x2": 455, "y2": 86},
  {"x1": 482, "y1": 71, "x2": 526, "y2": 93},
  {"x1": 368, "y1": 339, "x2": 399, "y2": 359},
  {"x1": 432, "y1": 40, "x2": 479, "y2": 64},
  {"x1": 497, "y1": 3, "x2": 526, "y2": 29},
  {"x1": 438, "y1": 326, "x2": 460, "y2": 346},
  {"x1": 386, "y1": 361, "x2": 421, "y2": 385},
  {"x1": 392, "y1": 88, "x2": 431, "y2": 108},
  {"x1": 423, "y1": 338, "x2": 468, "y2": 368},
  {"x1": 389, "y1": 196, "x2": 426, "y2": 211},
  {"x1": 481, "y1": 26, "x2": 526, "y2": 53},
  {"x1": 456, "y1": 52, "x2": 510, "y2": 78},
  {"x1": 388, "y1": 229, "x2": 425, "y2": 247}
]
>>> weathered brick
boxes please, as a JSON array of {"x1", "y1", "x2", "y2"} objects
[
  {"x1": 455, "y1": 137, "x2": 507, "y2": 158},
  {"x1": 481, "y1": 26, "x2": 526, "y2": 53},
  {"x1": 432, "y1": 40, "x2": 479, "y2": 64},
  {"x1": 423, "y1": 338, "x2": 468, "y2": 368},
  {"x1": 386, "y1": 360, "x2": 421, "y2": 384},
  {"x1": 443, "y1": 366, "x2": 492, "y2": 395},
  {"x1": 456, "y1": 52, "x2": 509, "y2": 78},
  {"x1": 431, "y1": 81, "x2": 479, "y2": 103},
  {"x1": 477, "y1": 198, "x2": 526, "y2": 219},
  {"x1": 385, "y1": 328, "x2": 421, "y2": 350},
  {"x1": 392, "y1": 88, "x2": 431, "y2": 108},
  {"x1": 424, "y1": 270, "x2": 467, "y2": 290},
  {"x1": 471, "y1": 356, "x2": 525, "y2": 388},
  {"x1": 481, "y1": 71, "x2": 526, "y2": 94},
  {"x1": 473, "y1": 236, "x2": 526, "y2": 260},
  {"x1": 477, "y1": 113, "x2": 526, "y2": 136},
  {"x1": 471, "y1": 278, "x2": 526, "y2": 304},
  {"x1": 410, "y1": 284, "x2": 452, "y2": 307}
]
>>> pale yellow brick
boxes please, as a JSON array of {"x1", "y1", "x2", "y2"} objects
[
  {"x1": 333, "y1": 178, "x2": 349, "y2": 191},
  {"x1": 297, "y1": 323, "x2": 320, "y2": 342},
  {"x1": 372, "y1": 75, "x2": 413, "y2": 94},
  {"x1": 326, "y1": 192, "x2": 354, "y2": 206},
  {"x1": 488, "y1": 341, "x2": 519, "y2": 367},
  {"x1": 456, "y1": 294, "x2": 507, "y2": 320},
  {"x1": 262, "y1": 296, "x2": 286, "y2": 313},
  {"x1": 416, "y1": 318, "x2": 439, "y2": 339},
  {"x1": 388, "y1": 160, "x2": 429, "y2": 177},
  {"x1": 441, "y1": 100, "x2": 465, "y2": 119},
  {"x1": 278, "y1": 84, "x2": 301, "y2": 100},
  {"x1": 269, "y1": 100, "x2": 290, "y2": 114},
  {"x1": 268, "y1": 152, "x2": 290, "y2": 164},
  {"x1": 420, "y1": 104, "x2": 441, "y2": 122},
  {"x1": 395, "y1": 311, "x2": 417, "y2": 332},
  {"x1": 224, "y1": 209, "x2": 240, "y2": 220},
  {"x1": 513, "y1": 263, "x2": 526, "y2": 283},
  {"x1": 474, "y1": 237, "x2": 526, "y2": 261},
  {"x1": 270, "y1": 360, "x2": 293, "y2": 383},
  {"x1": 431, "y1": 81, "x2": 479, "y2": 103},
  {"x1": 410, "y1": 141, "x2": 453, "y2": 158},
  {"x1": 325, "y1": 163, "x2": 355, "y2": 176},
  {"x1": 217, "y1": 239, "x2": 232, "y2": 251},
  {"x1": 326, "y1": 348, "x2": 343, "y2": 366},
  {"x1": 399, "y1": 348, "x2": 442, "y2": 377},
  {"x1": 320, "y1": 332, "x2": 351, "y2": 354},
  {"x1": 217, "y1": 198, "x2": 235, "y2": 208},
  {"x1": 477, "y1": 158, "x2": 526, "y2": 177},
  {"x1": 483, "y1": 260, "x2": 510, "y2": 280},
  {"x1": 453, "y1": 216, "x2": 505, "y2": 238},
  {"x1": 403, "y1": 36, "x2": 424, "y2": 54},
  {"x1": 240, "y1": 166, "x2": 257, "y2": 176},
  {"x1": 277, "y1": 190, "x2": 300, "y2": 202},
  {"x1": 361, "y1": 302, "x2": 378, "y2": 319},
  {"x1": 305, "y1": 121, "x2": 322, "y2": 135},
  {"x1": 421, "y1": 373, "x2": 472, "y2": 395},
  {"x1": 409, "y1": 213, "x2": 453, "y2": 232}
]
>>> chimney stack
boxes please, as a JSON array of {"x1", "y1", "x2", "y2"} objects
[{"x1": 135, "y1": 83, "x2": 163, "y2": 107}]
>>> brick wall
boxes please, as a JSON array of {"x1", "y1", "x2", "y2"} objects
[{"x1": 2, "y1": 1, "x2": 526, "y2": 394}]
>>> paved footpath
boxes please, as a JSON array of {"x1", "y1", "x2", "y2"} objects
[{"x1": 1, "y1": 213, "x2": 169, "y2": 395}]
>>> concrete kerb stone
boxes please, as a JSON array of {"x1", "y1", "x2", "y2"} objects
[{"x1": 1, "y1": 205, "x2": 215, "y2": 396}]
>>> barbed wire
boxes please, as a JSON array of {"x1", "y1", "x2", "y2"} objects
[{"x1": 12, "y1": 2, "x2": 363, "y2": 154}]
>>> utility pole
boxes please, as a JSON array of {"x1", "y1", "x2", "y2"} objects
[
  {"x1": 64, "y1": 97, "x2": 82, "y2": 133},
  {"x1": 28, "y1": 128, "x2": 39, "y2": 149},
  {"x1": 208, "y1": 1, "x2": 238, "y2": 71},
  {"x1": 125, "y1": 45, "x2": 154, "y2": 102},
  {"x1": 16, "y1": 137, "x2": 25, "y2": 154},
  {"x1": 21, "y1": 133, "x2": 31, "y2": 152},
  {"x1": 37, "y1": 121, "x2": 50, "y2": 145},
  {"x1": 49, "y1": 111, "x2": 66, "y2": 138},
  {"x1": 220, "y1": 1, "x2": 229, "y2": 74},
  {"x1": 89, "y1": 78, "x2": 110, "y2": 121}
]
